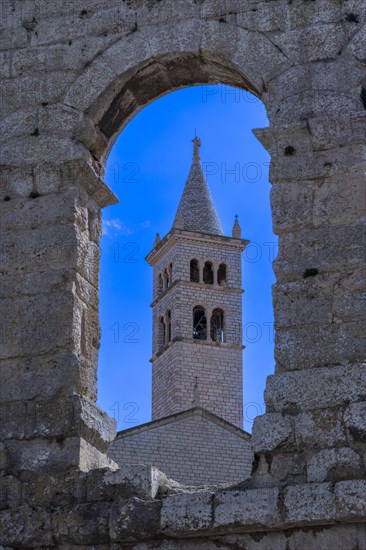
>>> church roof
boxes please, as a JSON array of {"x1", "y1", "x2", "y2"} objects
[
  {"x1": 172, "y1": 137, "x2": 224, "y2": 236},
  {"x1": 114, "y1": 406, "x2": 251, "y2": 440}
]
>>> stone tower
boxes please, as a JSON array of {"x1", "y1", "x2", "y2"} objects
[{"x1": 146, "y1": 138, "x2": 248, "y2": 428}]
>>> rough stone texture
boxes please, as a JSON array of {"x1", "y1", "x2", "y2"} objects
[
  {"x1": 109, "y1": 407, "x2": 253, "y2": 485},
  {"x1": 0, "y1": 0, "x2": 365, "y2": 547}
]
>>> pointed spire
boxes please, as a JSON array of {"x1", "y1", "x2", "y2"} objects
[
  {"x1": 172, "y1": 137, "x2": 224, "y2": 235},
  {"x1": 154, "y1": 233, "x2": 161, "y2": 246},
  {"x1": 232, "y1": 214, "x2": 241, "y2": 239}
]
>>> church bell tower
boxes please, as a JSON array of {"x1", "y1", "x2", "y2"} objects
[{"x1": 146, "y1": 138, "x2": 249, "y2": 428}]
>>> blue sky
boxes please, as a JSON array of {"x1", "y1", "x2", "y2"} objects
[{"x1": 97, "y1": 84, "x2": 276, "y2": 433}]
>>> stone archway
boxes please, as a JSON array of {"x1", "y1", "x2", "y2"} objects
[{"x1": 1, "y1": 1, "x2": 365, "y2": 546}]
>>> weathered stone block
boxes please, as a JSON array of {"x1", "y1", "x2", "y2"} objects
[
  {"x1": 294, "y1": 408, "x2": 347, "y2": 451},
  {"x1": 0, "y1": 396, "x2": 116, "y2": 452},
  {"x1": 334, "y1": 480, "x2": 366, "y2": 520},
  {"x1": 0, "y1": 291, "x2": 75, "y2": 358},
  {"x1": 161, "y1": 491, "x2": 213, "y2": 534},
  {"x1": 252, "y1": 413, "x2": 293, "y2": 453},
  {"x1": 0, "y1": 475, "x2": 22, "y2": 510},
  {"x1": 284, "y1": 483, "x2": 335, "y2": 524},
  {"x1": 275, "y1": 321, "x2": 366, "y2": 370},
  {"x1": 274, "y1": 224, "x2": 365, "y2": 282},
  {"x1": 53, "y1": 502, "x2": 111, "y2": 546},
  {"x1": 5, "y1": 436, "x2": 117, "y2": 474},
  {"x1": 87, "y1": 465, "x2": 168, "y2": 501},
  {"x1": 307, "y1": 448, "x2": 363, "y2": 482},
  {"x1": 313, "y1": 166, "x2": 366, "y2": 227},
  {"x1": 265, "y1": 364, "x2": 366, "y2": 412},
  {"x1": 0, "y1": 353, "x2": 90, "y2": 402},
  {"x1": 0, "y1": 505, "x2": 54, "y2": 547},
  {"x1": 0, "y1": 224, "x2": 78, "y2": 275},
  {"x1": 270, "y1": 181, "x2": 313, "y2": 234},
  {"x1": 344, "y1": 402, "x2": 366, "y2": 442},
  {"x1": 214, "y1": 487, "x2": 280, "y2": 529},
  {"x1": 110, "y1": 498, "x2": 162, "y2": 542},
  {"x1": 273, "y1": 275, "x2": 336, "y2": 329},
  {"x1": 0, "y1": 190, "x2": 77, "y2": 231},
  {"x1": 0, "y1": 443, "x2": 9, "y2": 473}
]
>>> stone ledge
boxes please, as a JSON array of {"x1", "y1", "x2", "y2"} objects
[
  {"x1": 161, "y1": 480, "x2": 366, "y2": 536},
  {"x1": 0, "y1": 396, "x2": 116, "y2": 453},
  {"x1": 1, "y1": 471, "x2": 365, "y2": 547}
]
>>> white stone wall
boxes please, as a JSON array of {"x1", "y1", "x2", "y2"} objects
[
  {"x1": 152, "y1": 342, "x2": 243, "y2": 428},
  {"x1": 108, "y1": 409, "x2": 253, "y2": 485}
]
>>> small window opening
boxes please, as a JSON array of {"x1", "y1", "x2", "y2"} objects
[
  {"x1": 218, "y1": 263, "x2": 227, "y2": 286},
  {"x1": 167, "y1": 309, "x2": 171, "y2": 343},
  {"x1": 159, "y1": 316, "x2": 166, "y2": 349},
  {"x1": 193, "y1": 306, "x2": 207, "y2": 340},
  {"x1": 190, "y1": 259, "x2": 199, "y2": 282},
  {"x1": 164, "y1": 269, "x2": 170, "y2": 289},
  {"x1": 203, "y1": 261, "x2": 213, "y2": 285}
]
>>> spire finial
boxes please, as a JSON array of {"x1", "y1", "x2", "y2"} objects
[{"x1": 192, "y1": 135, "x2": 201, "y2": 161}]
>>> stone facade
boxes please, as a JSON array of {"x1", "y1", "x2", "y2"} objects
[
  {"x1": 109, "y1": 407, "x2": 253, "y2": 485},
  {"x1": 0, "y1": 0, "x2": 365, "y2": 547}
]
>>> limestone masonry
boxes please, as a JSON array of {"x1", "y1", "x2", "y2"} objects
[{"x1": 0, "y1": 0, "x2": 365, "y2": 548}]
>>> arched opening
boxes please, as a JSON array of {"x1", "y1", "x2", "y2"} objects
[
  {"x1": 159, "y1": 316, "x2": 166, "y2": 350},
  {"x1": 193, "y1": 306, "x2": 207, "y2": 340},
  {"x1": 211, "y1": 308, "x2": 225, "y2": 343},
  {"x1": 98, "y1": 82, "x2": 274, "y2": 433},
  {"x1": 167, "y1": 310, "x2": 172, "y2": 343},
  {"x1": 164, "y1": 268, "x2": 170, "y2": 290},
  {"x1": 218, "y1": 264, "x2": 227, "y2": 286},
  {"x1": 203, "y1": 262, "x2": 214, "y2": 285},
  {"x1": 190, "y1": 259, "x2": 200, "y2": 283}
]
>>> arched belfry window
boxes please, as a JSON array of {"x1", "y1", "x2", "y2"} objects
[
  {"x1": 218, "y1": 263, "x2": 227, "y2": 286},
  {"x1": 190, "y1": 259, "x2": 199, "y2": 282},
  {"x1": 167, "y1": 309, "x2": 171, "y2": 343},
  {"x1": 164, "y1": 268, "x2": 170, "y2": 289},
  {"x1": 211, "y1": 308, "x2": 225, "y2": 343},
  {"x1": 203, "y1": 262, "x2": 213, "y2": 285},
  {"x1": 159, "y1": 316, "x2": 166, "y2": 349},
  {"x1": 193, "y1": 306, "x2": 207, "y2": 340}
]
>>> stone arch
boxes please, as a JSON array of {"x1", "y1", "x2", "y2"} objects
[
  {"x1": 62, "y1": 21, "x2": 291, "y2": 166},
  {"x1": 1, "y1": 4, "x2": 363, "y2": 515}
]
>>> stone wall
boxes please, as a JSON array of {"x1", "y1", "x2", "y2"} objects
[
  {"x1": 108, "y1": 408, "x2": 253, "y2": 485},
  {"x1": 152, "y1": 342, "x2": 244, "y2": 427},
  {"x1": 0, "y1": 0, "x2": 365, "y2": 547}
]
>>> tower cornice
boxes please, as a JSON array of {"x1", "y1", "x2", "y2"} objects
[{"x1": 146, "y1": 228, "x2": 249, "y2": 266}]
